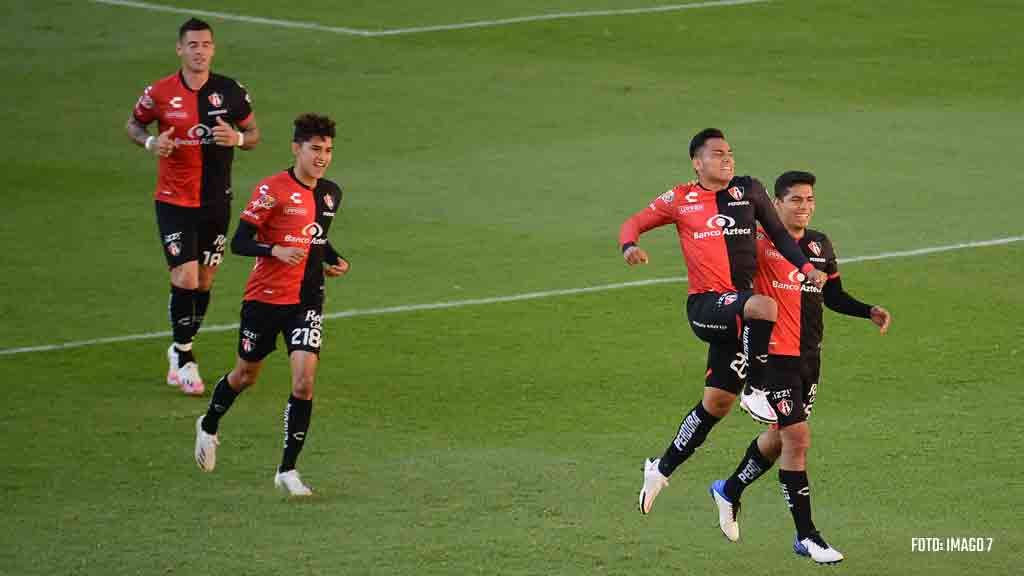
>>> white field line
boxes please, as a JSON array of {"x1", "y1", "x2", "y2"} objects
[
  {"x1": 89, "y1": 0, "x2": 773, "y2": 37},
  {"x1": 0, "y1": 236, "x2": 1020, "y2": 357}
]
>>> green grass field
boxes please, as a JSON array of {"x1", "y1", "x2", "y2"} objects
[{"x1": 2, "y1": 1, "x2": 1022, "y2": 574}]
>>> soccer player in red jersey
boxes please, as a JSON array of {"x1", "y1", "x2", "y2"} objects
[
  {"x1": 708, "y1": 171, "x2": 891, "y2": 563},
  {"x1": 619, "y1": 129, "x2": 828, "y2": 514},
  {"x1": 125, "y1": 18, "x2": 261, "y2": 395},
  {"x1": 193, "y1": 114, "x2": 348, "y2": 496}
]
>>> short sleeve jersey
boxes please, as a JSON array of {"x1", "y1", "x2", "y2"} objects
[{"x1": 132, "y1": 71, "x2": 253, "y2": 207}]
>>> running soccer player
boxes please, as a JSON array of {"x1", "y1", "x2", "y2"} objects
[
  {"x1": 708, "y1": 171, "x2": 891, "y2": 564},
  {"x1": 193, "y1": 114, "x2": 348, "y2": 496},
  {"x1": 126, "y1": 18, "x2": 261, "y2": 395},
  {"x1": 619, "y1": 129, "x2": 828, "y2": 515}
]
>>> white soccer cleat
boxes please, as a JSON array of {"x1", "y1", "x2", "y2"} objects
[
  {"x1": 740, "y1": 385, "x2": 777, "y2": 425},
  {"x1": 638, "y1": 458, "x2": 669, "y2": 515},
  {"x1": 166, "y1": 344, "x2": 180, "y2": 386},
  {"x1": 194, "y1": 415, "x2": 219, "y2": 472},
  {"x1": 275, "y1": 469, "x2": 313, "y2": 496},
  {"x1": 709, "y1": 479, "x2": 740, "y2": 542},
  {"x1": 178, "y1": 361, "x2": 205, "y2": 396},
  {"x1": 794, "y1": 532, "x2": 844, "y2": 564}
]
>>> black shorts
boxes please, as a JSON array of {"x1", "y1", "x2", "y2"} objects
[
  {"x1": 688, "y1": 291, "x2": 754, "y2": 395},
  {"x1": 155, "y1": 200, "x2": 230, "y2": 269},
  {"x1": 767, "y1": 355, "x2": 821, "y2": 428},
  {"x1": 238, "y1": 300, "x2": 324, "y2": 362}
]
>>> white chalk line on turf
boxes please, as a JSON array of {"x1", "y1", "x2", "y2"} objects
[
  {"x1": 0, "y1": 235, "x2": 1020, "y2": 358},
  {"x1": 89, "y1": 0, "x2": 773, "y2": 37}
]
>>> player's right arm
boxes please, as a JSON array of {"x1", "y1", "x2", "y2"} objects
[
  {"x1": 618, "y1": 189, "x2": 677, "y2": 266},
  {"x1": 234, "y1": 181, "x2": 305, "y2": 265},
  {"x1": 126, "y1": 84, "x2": 175, "y2": 157}
]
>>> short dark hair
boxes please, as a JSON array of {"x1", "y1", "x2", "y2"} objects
[
  {"x1": 689, "y1": 128, "x2": 725, "y2": 159},
  {"x1": 179, "y1": 18, "x2": 213, "y2": 40},
  {"x1": 293, "y1": 113, "x2": 336, "y2": 144},
  {"x1": 774, "y1": 171, "x2": 817, "y2": 198}
]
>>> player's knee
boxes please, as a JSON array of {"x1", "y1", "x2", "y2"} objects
[
  {"x1": 702, "y1": 391, "x2": 735, "y2": 418},
  {"x1": 170, "y1": 269, "x2": 199, "y2": 290},
  {"x1": 744, "y1": 295, "x2": 777, "y2": 321},
  {"x1": 232, "y1": 366, "x2": 260, "y2": 389},
  {"x1": 292, "y1": 374, "x2": 315, "y2": 400}
]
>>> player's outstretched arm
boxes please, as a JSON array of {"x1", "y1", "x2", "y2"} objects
[
  {"x1": 618, "y1": 191, "x2": 675, "y2": 266},
  {"x1": 823, "y1": 275, "x2": 889, "y2": 333}
]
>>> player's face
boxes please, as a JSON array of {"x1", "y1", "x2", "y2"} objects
[
  {"x1": 176, "y1": 30, "x2": 215, "y2": 74},
  {"x1": 293, "y1": 136, "x2": 333, "y2": 181},
  {"x1": 692, "y1": 138, "x2": 734, "y2": 187},
  {"x1": 775, "y1": 184, "x2": 816, "y2": 230}
]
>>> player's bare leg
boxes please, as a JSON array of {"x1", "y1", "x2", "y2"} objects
[
  {"x1": 195, "y1": 357, "x2": 263, "y2": 472},
  {"x1": 739, "y1": 295, "x2": 779, "y2": 424},
  {"x1": 275, "y1": 351, "x2": 317, "y2": 496},
  {"x1": 168, "y1": 260, "x2": 205, "y2": 395}
]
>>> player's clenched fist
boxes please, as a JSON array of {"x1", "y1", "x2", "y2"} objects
[
  {"x1": 623, "y1": 246, "x2": 649, "y2": 266},
  {"x1": 147, "y1": 127, "x2": 177, "y2": 158},
  {"x1": 272, "y1": 245, "x2": 305, "y2": 266}
]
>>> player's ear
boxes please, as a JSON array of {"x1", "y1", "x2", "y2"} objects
[{"x1": 291, "y1": 141, "x2": 301, "y2": 156}]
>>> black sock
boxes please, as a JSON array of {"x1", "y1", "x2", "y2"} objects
[
  {"x1": 279, "y1": 395, "x2": 313, "y2": 473},
  {"x1": 201, "y1": 375, "x2": 239, "y2": 435},
  {"x1": 723, "y1": 437, "x2": 774, "y2": 501},
  {"x1": 779, "y1": 469, "x2": 816, "y2": 539},
  {"x1": 168, "y1": 285, "x2": 195, "y2": 350},
  {"x1": 742, "y1": 319, "x2": 774, "y2": 390},
  {"x1": 657, "y1": 401, "x2": 720, "y2": 477},
  {"x1": 191, "y1": 290, "x2": 211, "y2": 340}
]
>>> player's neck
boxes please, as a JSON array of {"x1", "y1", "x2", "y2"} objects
[
  {"x1": 180, "y1": 69, "x2": 210, "y2": 91},
  {"x1": 292, "y1": 166, "x2": 318, "y2": 189},
  {"x1": 697, "y1": 177, "x2": 728, "y2": 191},
  {"x1": 787, "y1": 225, "x2": 806, "y2": 240}
]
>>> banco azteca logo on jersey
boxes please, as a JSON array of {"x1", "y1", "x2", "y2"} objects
[
  {"x1": 178, "y1": 123, "x2": 214, "y2": 146},
  {"x1": 692, "y1": 214, "x2": 752, "y2": 240},
  {"x1": 285, "y1": 222, "x2": 327, "y2": 245}
]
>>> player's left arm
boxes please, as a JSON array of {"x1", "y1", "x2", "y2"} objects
[
  {"x1": 212, "y1": 80, "x2": 260, "y2": 149},
  {"x1": 821, "y1": 237, "x2": 890, "y2": 334}
]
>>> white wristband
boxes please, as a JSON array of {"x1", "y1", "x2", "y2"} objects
[
  {"x1": 144, "y1": 135, "x2": 156, "y2": 151},
  {"x1": 236, "y1": 131, "x2": 245, "y2": 147}
]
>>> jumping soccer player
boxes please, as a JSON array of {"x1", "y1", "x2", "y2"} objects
[
  {"x1": 193, "y1": 113, "x2": 347, "y2": 496},
  {"x1": 708, "y1": 171, "x2": 891, "y2": 564},
  {"x1": 619, "y1": 129, "x2": 827, "y2": 515},
  {"x1": 126, "y1": 18, "x2": 260, "y2": 395}
]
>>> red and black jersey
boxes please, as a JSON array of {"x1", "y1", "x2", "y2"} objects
[
  {"x1": 132, "y1": 70, "x2": 253, "y2": 207},
  {"x1": 754, "y1": 228, "x2": 839, "y2": 357},
  {"x1": 619, "y1": 176, "x2": 813, "y2": 294},
  {"x1": 240, "y1": 169, "x2": 342, "y2": 305}
]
